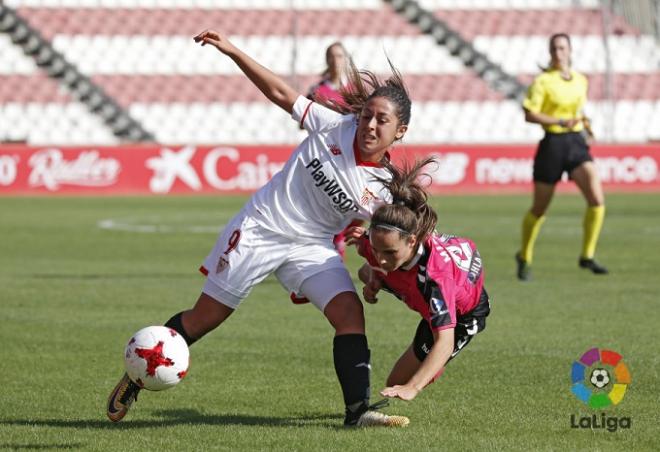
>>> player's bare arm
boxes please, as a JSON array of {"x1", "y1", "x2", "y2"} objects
[
  {"x1": 381, "y1": 328, "x2": 454, "y2": 401},
  {"x1": 194, "y1": 29, "x2": 298, "y2": 114},
  {"x1": 358, "y1": 264, "x2": 381, "y2": 304}
]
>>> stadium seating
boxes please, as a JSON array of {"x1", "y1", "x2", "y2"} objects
[{"x1": 1, "y1": 0, "x2": 658, "y2": 145}]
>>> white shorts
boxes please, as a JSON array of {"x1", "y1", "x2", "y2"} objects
[{"x1": 200, "y1": 211, "x2": 356, "y2": 311}]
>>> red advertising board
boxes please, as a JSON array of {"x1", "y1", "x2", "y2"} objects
[{"x1": 0, "y1": 144, "x2": 658, "y2": 195}]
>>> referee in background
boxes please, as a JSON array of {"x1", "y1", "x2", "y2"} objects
[{"x1": 515, "y1": 33, "x2": 608, "y2": 281}]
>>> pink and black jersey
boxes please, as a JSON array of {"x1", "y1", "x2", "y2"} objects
[
  {"x1": 307, "y1": 78, "x2": 347, "y2": 109},
  {"x1": 245, "y1": 95, "x2": 392, "y2": 242},
  {"x1": 358, "y1": 233, "x2": 485, "y2": 331}
]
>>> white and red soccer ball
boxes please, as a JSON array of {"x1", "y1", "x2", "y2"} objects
[{"x1": 124, "y1": 326, "x2": 189, "y2": 391}]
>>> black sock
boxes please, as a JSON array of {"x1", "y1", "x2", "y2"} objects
[
  {"x1": 164, "y1": 312, "x2": 198, "y2": 346},
  {"x1": 333, "y1": 334, "x2": 371, "y2": 417}
]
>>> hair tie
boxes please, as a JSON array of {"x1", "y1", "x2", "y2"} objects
[
  {"x1": 395, "y1": 200, "x2": 406, "y2": 206},
  {"x1": 371, "y1": 222, "x2": 411, "y2": 235}
]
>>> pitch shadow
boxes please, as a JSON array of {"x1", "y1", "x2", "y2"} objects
[{"x1": 0, "y1": 409, "x2": 343, "y2": 430}]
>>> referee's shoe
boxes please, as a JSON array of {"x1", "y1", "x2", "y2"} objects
[
  {"x1": 515, "y1": 253, "x2": 532, "y2": 281},
  {"x1": 579, "y1": 257, "x2": 609, "y2": 275}
]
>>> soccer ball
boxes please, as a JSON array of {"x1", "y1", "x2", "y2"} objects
[{"x1": 124, "y1": 326, "x2": 189, "y2": 391}]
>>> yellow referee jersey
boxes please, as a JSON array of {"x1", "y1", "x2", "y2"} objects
[{"x1": 523, "y1": 69, "x2": 587, "y2": 133}]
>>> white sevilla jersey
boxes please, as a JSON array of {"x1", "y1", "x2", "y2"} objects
[{"x1": 245, "y1": 95, "x2": 392, "y2": 242}]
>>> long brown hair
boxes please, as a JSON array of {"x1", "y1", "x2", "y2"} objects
[
  {"x1": 370, "y1": 157, "x2": 438, "y2": 243},
  {"x1": 317, "y1": 57, "x2": 411, "y2": 127}
]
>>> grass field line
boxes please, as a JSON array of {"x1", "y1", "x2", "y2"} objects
[
  {"x1": 96, "y1": 215, "x2": 660, "y2": 237},
  {"x1": 98, "y1": 218, "x2": 223, "y2": 234}
]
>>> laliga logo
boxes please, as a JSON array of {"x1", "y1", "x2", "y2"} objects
[
  {"x1": 427, "y1": 152, "x2": 469, "y2": 185},
  {"x1": 571, "y1": 348, "x2": 631, "y2": 408},
  {"x1": 569, "y1": 348, "x2": 632, "y2": 432}
]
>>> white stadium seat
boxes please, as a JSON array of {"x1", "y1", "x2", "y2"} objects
[{"x1": 1, "y1": 1, "x2": 657, "y2": 145}]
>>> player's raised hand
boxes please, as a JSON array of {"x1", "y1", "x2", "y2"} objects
[
  {"x1": 194, "y1": 29, "x2": 235, "y2": 54},
  {"x1": 380, "y1": 384, "x2": 420, "y2": 401}
]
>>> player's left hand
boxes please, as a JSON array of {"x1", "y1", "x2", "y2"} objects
[{"x1": 380, "y1": 384, "x2": 420, "y2": 401}]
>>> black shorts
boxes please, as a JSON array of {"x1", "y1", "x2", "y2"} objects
[
  {"x1": 413, "y1": 288, "x2": 491, "y2": 362},
  {"x1": 533, "y1": 132, "x2": 592, "y2": 184}
]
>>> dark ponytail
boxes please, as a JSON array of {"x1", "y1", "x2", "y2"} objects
[{"x1": 370, "y1": 157, "x2": 437, "y2": 243}]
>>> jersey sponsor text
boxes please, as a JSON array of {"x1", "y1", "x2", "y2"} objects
[{"x1": 305, "y1": 158, "x2": 360, "y2": 214}]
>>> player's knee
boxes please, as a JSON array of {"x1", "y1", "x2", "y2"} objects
[
  {"x1": 530, "y1": 207, "x2": 545, "y2": 218},
  {"x1": 324, "y1": 292, "x2": 365, "y2": 333}
]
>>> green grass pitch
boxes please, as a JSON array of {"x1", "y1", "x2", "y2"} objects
[{"x1": 1, "y1": 193, "x2": 658, "y2": 451}]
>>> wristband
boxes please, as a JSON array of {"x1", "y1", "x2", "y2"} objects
[{"x1": 558, "y1": 119, "x2": 566, "y2": 127}]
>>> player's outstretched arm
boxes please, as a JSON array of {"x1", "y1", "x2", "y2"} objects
[
  {"x1": 194, "y1": 29, "x2": 298, "y2": 114},
  {"x1": 380, "y1": 328, "x2": 454, "y2": 401}
]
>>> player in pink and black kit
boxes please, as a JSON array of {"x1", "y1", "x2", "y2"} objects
[
  {"x1": 306, "y1": 42, "x2": 349, "y2": 108},
  {"x1": 349, "y1": 158, "x2": 491, "y2": 402},
  {"x1": 107, "y1": 29, "x2": 412, "y2": 428}
]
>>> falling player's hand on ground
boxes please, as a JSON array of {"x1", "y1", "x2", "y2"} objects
[{"x1": 380, "y1": 384, "x2": 420, "y2": 401}]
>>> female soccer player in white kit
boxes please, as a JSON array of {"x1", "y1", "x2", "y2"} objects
[{"x1": 107, "y1": 29, "x2": 412, "y2": 427}]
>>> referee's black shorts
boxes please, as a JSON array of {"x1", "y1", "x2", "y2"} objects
[{"x1": 533, "y1": 132, "x2": 593, "y2": 184}]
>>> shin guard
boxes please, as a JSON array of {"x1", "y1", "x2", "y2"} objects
[{"x1": 333, "y1": 334, "x2": 371, "y2": 413}]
